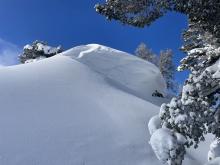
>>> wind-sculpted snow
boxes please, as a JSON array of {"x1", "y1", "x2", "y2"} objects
[
  {"x1": 61, "y1": 44, "x2": 166, "y2": 105},
  {"x1": 0, "y1": 44, "x2": 203, "y2": 165}
]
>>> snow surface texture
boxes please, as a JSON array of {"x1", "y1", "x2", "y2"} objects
[
  {"x1": 61, "y1": 44, "x2": 167, "y2": 106},
  {"x1": 24, "y1": 56, "x2": 46, "y2": 64},
  {"x1": 206, "y1": 158, "x2": 220, "y2": 165},
  {"x1": 0, "y1": 44, "x2": 208, "y2": 165}
]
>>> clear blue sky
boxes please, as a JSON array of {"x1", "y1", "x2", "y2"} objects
[{"x1": 0, "y1": 0, "x2": 188, "y2": 83}]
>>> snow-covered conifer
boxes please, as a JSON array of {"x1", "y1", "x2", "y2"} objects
[
  {"x1": 95, "y1": 0, "x2": 220, "y2": 38},
  {"x1": 149, "y1": 128, "x2": 186, "y2": 165},
  {"x1": 19, "y1": 40, "x2": 63, "y2": 63},
  {"x1": 158, "y1": 21, "x2": 220, "y2": 164}
]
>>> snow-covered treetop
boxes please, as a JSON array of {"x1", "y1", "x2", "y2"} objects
[
  {"x1": 19, "y1": 40, "x2": 63, "y2": 63},
  {"x1": 24, "y1": 41, "x2": 62, "y2": 55}
]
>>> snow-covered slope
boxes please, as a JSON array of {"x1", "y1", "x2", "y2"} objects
[
  {"x1": 0, "y1": 44, "x2": 200, "y2": 165},
  {"x1": 61, "y1": 44, "x2": 166, "y2": 105}
]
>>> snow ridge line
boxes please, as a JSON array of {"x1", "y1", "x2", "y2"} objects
[{"x1": 77, "y1": 44, "x2": 101, "y2": 59}]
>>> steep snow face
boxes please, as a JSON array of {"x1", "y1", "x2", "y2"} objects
[
  {"x1": 61, "y1": 44, "x2": 166, "y2": 105},
  {"x1": 0, "y1": 44, "x2": 198, "y2": 165},
  {"x1": 0, "y1": 45, "x2": 166, "y2": 165}
]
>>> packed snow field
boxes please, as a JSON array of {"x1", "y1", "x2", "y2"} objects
[{"x1": 0, "y1": 44, "x2": 216, "y2": 165}]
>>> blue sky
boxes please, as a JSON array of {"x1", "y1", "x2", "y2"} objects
[{"x1": 0, "y1": 0, "x2": 188, "y2": 83}]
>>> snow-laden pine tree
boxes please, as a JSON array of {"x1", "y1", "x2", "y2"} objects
[
  {"x1": 19, "y1": 40, "x2": 63, "y2": 63},
  {"x1": 157, "y1": 20, "x2": 220, "y2": 164},
  {"x1": 159, "y1": 49, "x2": 177, "y2": 94},
  {"x1": 95, "y1": 0, "x2": 220, "y2": 38},
  {"x1": 96, "y1": 0, "x2": 220, "y2": 164},
  {"x1": 135, "y1": 43, "x2": 158, "y2": 66},
  {"x1": 156, "y1": 20, "x2": 220, "y2": 164}
]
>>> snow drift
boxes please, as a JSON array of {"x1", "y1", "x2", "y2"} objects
[
  {"x1": 0, "y1": 44, "x2": 205, "y2": 165},
  {"x1": 61, "y1": 44, "x2": 166, "y2": 105}
]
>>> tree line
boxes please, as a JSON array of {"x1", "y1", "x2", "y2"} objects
[{"x1": 135, "y1": 42, "x2": 177, "y2": 95}]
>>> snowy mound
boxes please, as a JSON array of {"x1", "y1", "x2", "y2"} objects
[
  {"x1": 0, "y1": 44, "x2": 199, "y2": 165},
  {"x1": 61, "y1": 44, "x2": 166, "y2": 104}
]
